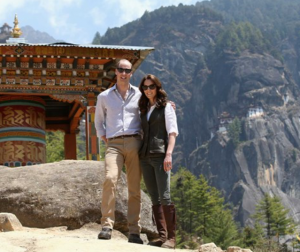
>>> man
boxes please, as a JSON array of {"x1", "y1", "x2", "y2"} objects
[{"x1": 94, "y1": 59, "x2": 143, "y2": 244}]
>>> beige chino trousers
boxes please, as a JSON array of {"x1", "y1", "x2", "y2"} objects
[{"x1": 101, "y1": 135, "x2": 142, "y2": 234}]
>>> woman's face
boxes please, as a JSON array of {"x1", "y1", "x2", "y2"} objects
[{"x1": 143, "y1": 79, "x2": 157, "y2": 101}]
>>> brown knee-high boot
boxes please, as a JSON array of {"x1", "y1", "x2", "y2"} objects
[
  {"x1": 149, "y1": 205, "x2": 167, "y2": 246},
  {"x1": 161, "y1": 204, "x2": 176, "y2": 249}
]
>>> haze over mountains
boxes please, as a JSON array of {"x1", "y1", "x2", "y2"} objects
[{"x1": 6, "y1": 0, "x2": 300, "y2": 228}]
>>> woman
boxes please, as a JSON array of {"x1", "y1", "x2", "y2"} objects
[{"x1": 138, "y1": 74, "x2": 178, "y2": 249}]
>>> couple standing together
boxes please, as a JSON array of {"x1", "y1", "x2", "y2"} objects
[{"x1": 94, "y1": 59, "x2": 178, "y2": 249}]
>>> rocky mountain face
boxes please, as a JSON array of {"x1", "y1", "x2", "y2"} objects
[
  {"x1": 21, "y1": 25, "x2": 59, "y2": 43},
  {"x1": 187, "y1": 50, "x2": 300, "y2": 225}
]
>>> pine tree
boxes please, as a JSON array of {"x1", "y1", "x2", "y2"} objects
[
  {"x1": 270, "y1": 196, "x2": 297, "y2": 243},
  {"x1": 253, "y1": 193, "x2": 296, "y2": 243},
  {"x1": 46, "y1": 131, "x2": 65, "y2": 162},
  {"x1": 76, "y1": 134, "x2": 86, "y2": 160},
  {"x1": 241, "y1": 222, "x2": 265, "y2": 249},
  {"x1": 207, "y1": 208, "x2": 241, "y2": 249},
  {"x1": 171, "y1": 168, "x2": 240, "y2": 249},
  {"x1": 172, "y1": 168, "x2": 198, "y2": 233},
  {"x1": 228, "y1": 117, "x2": 241, "y2": 147},
  {"x1": 194, "y1": 175, "x2": 224, "y2": 238}
]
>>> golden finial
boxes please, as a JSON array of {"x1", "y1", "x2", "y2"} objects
[{"x1": 11, "y1": 14, "x2": 22, "y2": 38}]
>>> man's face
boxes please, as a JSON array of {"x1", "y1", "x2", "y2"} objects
[{"x1": 115, "y1": 60, "x2": 132, "y2": 85}]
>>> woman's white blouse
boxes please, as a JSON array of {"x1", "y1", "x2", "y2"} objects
[{"x1": 146, "y1": 103, "x2": 179, "y2": 136}]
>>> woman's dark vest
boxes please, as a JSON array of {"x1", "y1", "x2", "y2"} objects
[{"x1": 139, "y1": 107, "x2": 168, "y2": 158}]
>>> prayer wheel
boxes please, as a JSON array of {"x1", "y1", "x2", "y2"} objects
[{"x1": 0, "y1": 96, "x2": 46, "y2": 167}]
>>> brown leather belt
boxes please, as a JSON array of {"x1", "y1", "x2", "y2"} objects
[{"x1": 108, "y1": 134, "x2": 139, "y2": 140}]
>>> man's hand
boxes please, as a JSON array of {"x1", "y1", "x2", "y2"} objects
[{"x1": 101, "y1": 135, "x2": 108, "y2": 144}]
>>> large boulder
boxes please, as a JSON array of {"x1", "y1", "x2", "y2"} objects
[{"x1": 0, "y1": 160, "x2": 157, "y2": 239}]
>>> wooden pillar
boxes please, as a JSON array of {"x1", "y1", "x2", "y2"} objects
[
  {"x1": 64, "y1": 133, "x2": 77, "y2": 159},
  {"x1": 85, "y1": 93, "x2": 100, "y2": 160}
]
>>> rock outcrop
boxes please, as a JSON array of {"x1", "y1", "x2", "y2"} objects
[
  {"x1": 0, "y1": 160, "x2": 157, "y2": 239},
  {"x1": 0, "y1": 213, "x2": 23, "y2": 232}
]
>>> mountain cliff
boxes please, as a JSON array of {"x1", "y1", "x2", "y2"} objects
[{"x1": 98, "y1": 1, "x2": 300, "y2": 226}]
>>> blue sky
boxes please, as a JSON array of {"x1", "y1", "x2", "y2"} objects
[{"x1": 0, "y1": 0, "x2": 203, "y2": 44}]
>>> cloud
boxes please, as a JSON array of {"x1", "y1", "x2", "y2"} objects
[
  {"x1": 0, "y1": 0, "x2": 27, "y2": 23},
  {"x1": 93, "y1": 0, "x2": 199, "y2": 31},
  {"x1": 116, "y1": 0, "x2": 154, "y2": 24},
  {"x1": 37, "y1": 0, "x2": 83, "y2": 41},
  {"x1": 90, "y1": 7, "x2": 106, "y2": 26},
  {"x1": 39, "y1": 0, "x2": 82, "y2": 13},
  {"x1": 102, "y1": 0, "x2": 154, "y2": 27}
]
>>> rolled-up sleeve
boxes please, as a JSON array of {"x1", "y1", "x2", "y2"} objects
[
  {"x1": 94, "y1": 94, "x2": 106, "y2": 137},
  {"x1": 165, "y1": 103, "x2": 178, "y2": 136}
]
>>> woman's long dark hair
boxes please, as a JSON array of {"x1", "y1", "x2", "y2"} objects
[{"x1": 138, "y1": 74, "x2": 168, "y2": 115}]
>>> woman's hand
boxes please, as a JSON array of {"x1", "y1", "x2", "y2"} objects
[
  {"x1": 164, "y1": 153, "x2": 172, "y2": 171},
  {"x1": 169, "y1": 101, "x2": 176, "y2": 111}
]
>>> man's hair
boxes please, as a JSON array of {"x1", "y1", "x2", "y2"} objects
[{"x1": 116, "y1": 59, "x2": 132, "y2": 68}]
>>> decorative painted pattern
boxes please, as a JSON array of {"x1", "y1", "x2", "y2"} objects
[
  {"x1": 33, "y1": 70, "x2": 42, "y2": 76},
  {"x1": 87, "y1": 106, "x2": 100, "y2": 160},
  {"x1": 7, "y1": 62, "x2": 16, "y2": 68},
  {"x1": 20, "y1": 70, "x2": 29, "y2": 76},
  {"x1": 0, "y1": 96, "x2": 46, "y2": 166},
  {"x1": 7, "y1": 70, "x2": 15, "y2": 75},
  {"x1": 20, "y1": 79, "x2": 29, "y2": 85},
  {"x1": 89, "y1": 64, "x2": 100, "y2": 70},
  {"x1": 75, "y1": 80, "x2": 84, "y2": 86},
  {"x1": 61, "y1": 71, "x2": 72, "y2": 77},
  {"x1": 50, "y1": 94, "x2": 83, "y2": 103},
  {"x1": 0, "y1": 46, "x2": 141, "y2": 59},
  {"x1": 6, "y1": 78, "x2": 15, "y2": 85},
  {"x1": 0, "y1": 130, "x2": 45, "y2": 144},
  {"x1": 76, "y1": 72, "x2": 85, "y2": 77},
  {"x1": 46, "y1": 79, "x2": 55, "y2": 85},
  {"x1": 33, "y1": 79, "x2": 42, "y2": 85},
  {"x1": 60, "y1": 79, "x2": 70, "y2": 86},
  {"x1": 33, "y1": 63, "x2": 42, "y2": 68},
  {"x1": 47, "y1": 71, "x2": 56, "y2": 76},
  {"x1": 47, "y1": 63, "x2": 56, "y2": 68},
  {"x1": 0, "y1": 141, "x2": 46, "y2": 167},
  {"x1": 61, "y1": 63, "x2": 72, "y2": 69},
  {"x1": 20, "y1": 62, "x2": 29, "y2": 68}
]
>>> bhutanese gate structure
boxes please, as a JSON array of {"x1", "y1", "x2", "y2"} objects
[{"x1": 0, "y1": 15, "x2": 154, "y2": 167}]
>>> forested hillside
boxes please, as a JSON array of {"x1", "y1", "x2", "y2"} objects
[{"x1": 200, "y1": 0, "x2": 300, "y2": 42}]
